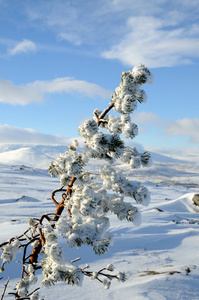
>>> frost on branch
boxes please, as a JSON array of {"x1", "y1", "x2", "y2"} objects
[
  {"x1": 100, "y1": 165, "x2": 150, "y2": 206},
  {"x1": 77, "y1": 64, "x2": 153, "y2": 164},
  {"x1": 121, "y1": 146, "x2": 152, "y2": 169},
  {"x1": 0, "y1": 239, "x2": 21, "y2": 271},
  {"x1": 48, "y1": 139, "x2": 89, "y2": 185},
  {"x1": 0, "y1": 64, "x2": 153, "y2": 299},
  {"x1": 78, "y1": 119, "x2": 125, "y2": 161},
  {"x1": 48, "y1": 64, "x2": 152, "y2": 257},
  {"x1": 112, "y1": 64, "x2": 153, "y2": 115},
  {"x1": 56, "y1": 215, "x2": 113, "y2": 255},
  {"x1": 41, "y1": 224, "x2": 83, "y2": 287},
  {"x1": 15, "y1": 265, "x2": 38, "y2": 298},
  {"x1": 49, "y1": 63, "x2": 152, "y2": 259}
]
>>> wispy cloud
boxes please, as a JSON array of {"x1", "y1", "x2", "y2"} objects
[
  {"x1": 22, "y1": 0, "x2": 199, "y2": 68},
  {"x1": 164, "y1": 118, "x2": 199, "y2": 143},
  {"x1": 133, "y1": 112, "x2": 160, "y2": 125},
  {"x1": 8, "y1": 39, "x2": 37, "y2": 56},
  {"x1": 0, "y1": 124, "x2": 76, "y2": 145},
  {"x1": 102, "y1": 15, "x2": 199, "y2": 67},
  {"x1": 32, "y1": 77, "x2": 111, "y2": 98},
  {"x1": 132, "y1": 113, "x2": 199, "y2": 145},
  {"x1": 0, "y1": 77, "x2": 111, "y2": 105},
  {"x1": 132, "y1": 111, "x2": 160, "y2": 133},
  {"x1": 0, "y1": 79, "x2": 42, "y2": 105}
]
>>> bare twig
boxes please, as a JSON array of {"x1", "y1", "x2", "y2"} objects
[
  {"x1": 21, "y1": 239, "x2": 37, "y2": 279},
  {"x1": 81, "y1": 267, "x2": 119, "y2": 284},
  {"x1": 99, "y1": 102, "x2": 114, "y2": 120},
  {"x1": 1, "y1": 277, "x2": 10, "y2": 300},
  {"x1": 53, "y1": 176, "x2": 76, "y2": 220},
  {"x1": 0, "y1": 228, "x2": 32, "y2": 248},
  {"x1": 94, "y1": 102, "x2": 115, "y2": 126},
  {"x1": 27, "y1": 287, "x2": 40, "y2": 298},
  {"x1": 51, "y1": 186, "x2": 66, "y2": 207},
  {"x1": 39, "y1": 214, "x2": 51, "y2": 224},
  {"x1": 71, "y1": 257, "x2": 81, "y2": 263}
]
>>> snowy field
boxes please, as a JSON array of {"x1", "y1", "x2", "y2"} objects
[{"x1": 0, "y1": 144, "x2": 199, "y2": 300}]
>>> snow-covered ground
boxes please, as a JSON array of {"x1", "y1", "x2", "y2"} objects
[{"x1": 0, "y1": 144, "x2": 199, "y2": 299}]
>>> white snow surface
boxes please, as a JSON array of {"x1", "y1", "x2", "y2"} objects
[{"x1": 0, "y1": 144, "x2": 199, "y2": 300}]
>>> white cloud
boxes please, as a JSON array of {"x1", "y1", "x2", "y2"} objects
[
  {"x1": 0, "y1": 77, "x2": 111, "y2": 105},
  {"x1": 132, "y1": 111, "x2": 160, "y2": 134},
  {"x1": 164, "y1": 118, "x2": 199, "y2": 143},
  {"x1": 102, "y1": 15, "x2": 199, "y2": 67},
  {"x1": 32, "y1": 77, "x2": 111, "y2": 99},
  {"x1": 133, "y1": 111, "x2": 160, "y2": 125},
  {"x1": 23, "y1": 0, "x2": 199, "y2": 68},
  {"x1": 0, "y1": 124, "x2": 78, "y2": 145},
  {"x1": 8, "y1": 39, "x2": 37, "y2": 56},
  {"x1": 133, "y1": 115, "x2": 199, "y2": 145},
  {"x1": 0, "y1": 79, "x2": 42, "y2": 105}
]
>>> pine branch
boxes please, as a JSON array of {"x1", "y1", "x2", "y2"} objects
[{"x1": 0, "y1": 65, "x2": 152, "y2": 299}]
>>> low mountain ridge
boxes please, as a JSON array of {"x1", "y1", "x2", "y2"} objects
[{"x1": 0, "y1": 144, "x2": 194, "y2": 169}]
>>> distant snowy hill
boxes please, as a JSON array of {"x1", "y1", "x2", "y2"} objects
[
  {"x1": 0, "y1": 144, "x2": 189, "y2": 169},
  {"x1": 0, "y1": 144, "x2": 198, "y2": 189},
  {"x1": 150, "y1": 151, "x2": 187, "y2": 163},
  {"x1": 0, "y1": 144, "x2": 67, "y2": 168}
]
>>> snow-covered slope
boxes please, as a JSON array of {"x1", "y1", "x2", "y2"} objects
[{"x1": 0, "y1": 144, "x2": 199, "y2": 299}]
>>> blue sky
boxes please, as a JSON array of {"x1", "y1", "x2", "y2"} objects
[{"x1": 0, "y1": 0, "x2": 199, "y2": 152}]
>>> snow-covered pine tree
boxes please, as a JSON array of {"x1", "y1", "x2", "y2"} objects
[{"x1": 0, "y1": 64, "x2": 153, "y2": 299}]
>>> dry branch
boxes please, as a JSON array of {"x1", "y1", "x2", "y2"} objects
[
  {"x1": 1, "y1": 277, "x2": 10, "y2": 300},
  {"x1": 94, "y1": 102, "x2": 114, "y2": 126}
]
